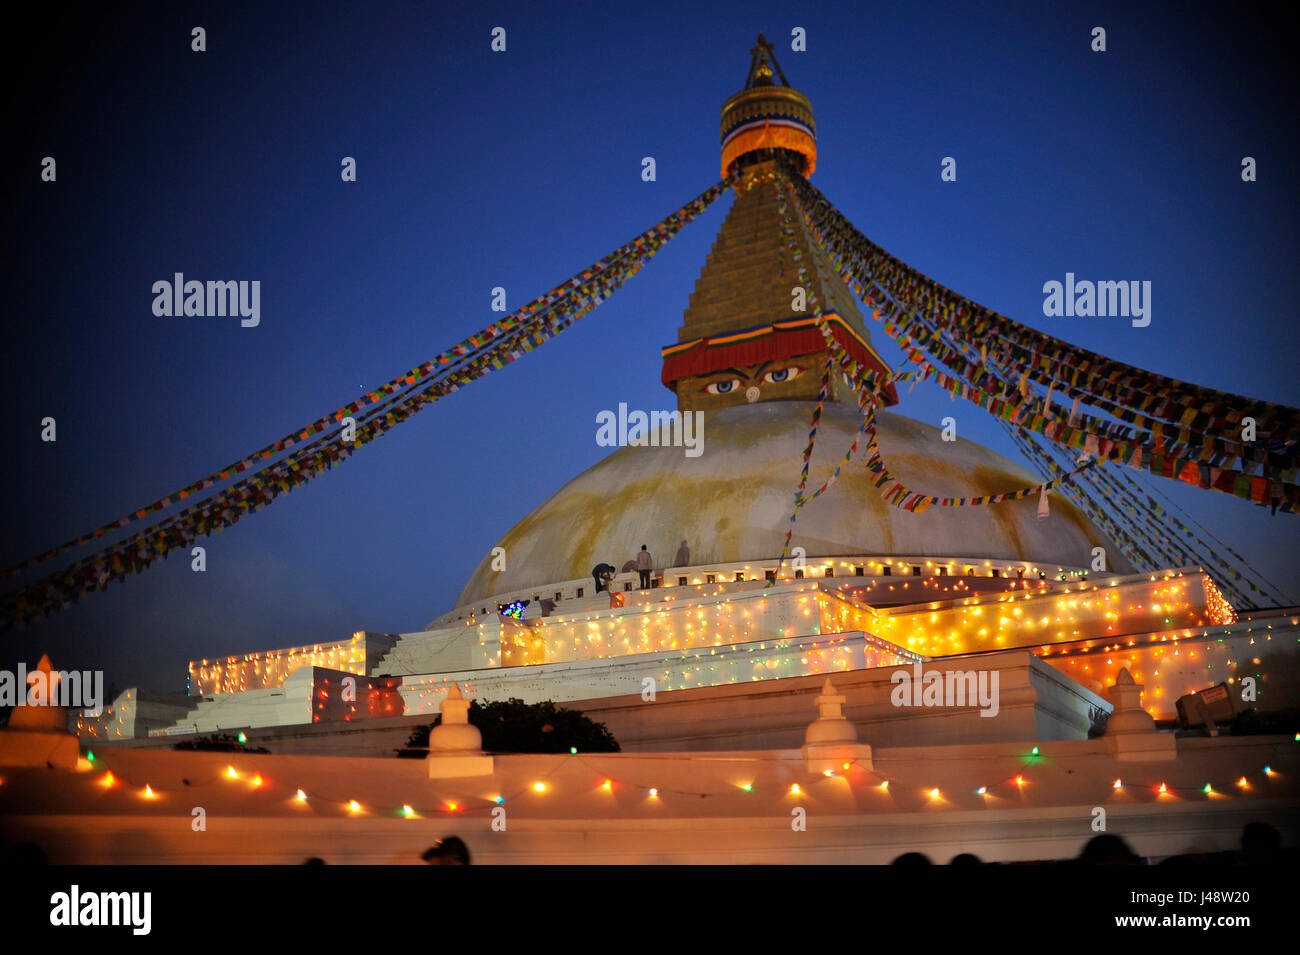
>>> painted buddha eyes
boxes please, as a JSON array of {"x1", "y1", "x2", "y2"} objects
[
  {"x1": 763, "y1": 366, "x2": 802, "y2": 383},
  {"x1": 704, "y1": 366, "x2": 801, "y2": 394}
]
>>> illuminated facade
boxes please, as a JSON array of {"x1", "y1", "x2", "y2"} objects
[{"x1": 186, "y1": 631, "x2": 395, "y2": 696}]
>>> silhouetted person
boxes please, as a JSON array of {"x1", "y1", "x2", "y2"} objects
[
  {"x1": 1241, "y1": 821, "x2": 1282, "y2": 865},
  {"x1": 636, "y1": 544, "x2": 653, "y2": 589},
  {"x1": 301, "y1": 857, "x2": 327, "y2": 865},
  {"x1": 422, "y1": 836, "x2": 471, "y2": 865},
  {"x1": 1078, "y1": 834, "x2": 1140, "y2": 865},
  {"x1": 674, "y1": 540, "x2": 690, "y2": 567},
  {"x1": 591, "y1": 562, "x2": 616, "y2": 593},
  {"x1": 949, "y1": 852, "x2": 982, "y2": 865},
  {"x1": 891, "y1": 851, "x2": 932, "y2": 866}
]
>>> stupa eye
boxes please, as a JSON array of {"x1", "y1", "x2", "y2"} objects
[
  {"x1": 763, "y1": 366, "x2": 801, "y2": 383},
  {"x1": 705, "y1": 378, "x2": 741, "y2": 394}
]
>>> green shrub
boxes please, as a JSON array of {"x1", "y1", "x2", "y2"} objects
[{"x1": 398, "y1": 698, "x2": 619, "y2": 756}]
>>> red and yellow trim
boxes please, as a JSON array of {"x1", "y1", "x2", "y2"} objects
[
  {"x1": 720, "y1": 122, "x2": 817, "y2": 178},
  {"x1": 662, "y1": 312, "x2": 897, "y2": 405}
]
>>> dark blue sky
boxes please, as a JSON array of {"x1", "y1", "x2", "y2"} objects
[{"x1": 3, "y1": 1, "x2": 1296, "y2": 693}]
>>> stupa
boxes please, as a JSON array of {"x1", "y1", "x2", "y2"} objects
[
  {"x1": 451, "y1": 34, "x2": 1125, "y2": 612},
  {"x1": 78, "y1": 37, "x2": 1278, "y2": 755},
  {"x1": 14, "y1": 35, "x2": 1295, "y2": 869}
]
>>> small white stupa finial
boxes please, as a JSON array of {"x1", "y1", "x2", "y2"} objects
[
  {"x1": 425, "y1": 682, "x2": 495, "y2": 779},
  {"x1": 9, "y1": 655, "x2": 68, "y2": 732},
  {"x1": 804, "y1": 676, "x2": 855, "y2": 746},
  {"x1": 1102, "y1": 666, "x2": 1177, "y2": 761},
  {"x1": 429, "y1": 682, "x2": 480, "y2": 751},
  {"x1": 1105, "y1": 667, "x2": 1156, "y2": 735},
  {"x1": 800, "y1": 675, "x2": 872, "y2": 773}
]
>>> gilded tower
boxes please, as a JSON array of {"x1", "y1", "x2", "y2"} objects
[{"x1": 662, "y1": 35, "x2": 896, "y2": 414}]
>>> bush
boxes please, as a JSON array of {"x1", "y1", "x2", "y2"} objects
[
  {"x1": 398, "y1": 698, "x2": 619, "y2": 756},
  {"x1": 173, "y1": 733, "x2": 269, "y2": 753}
]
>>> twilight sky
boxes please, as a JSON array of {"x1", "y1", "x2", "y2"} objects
[{"x1": 2, "y1": 0, "x2": 1296, "y2": 693}]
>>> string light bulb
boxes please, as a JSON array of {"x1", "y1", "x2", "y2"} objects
[
  {"x1": 295, "y1": 789, "x2": 308, "y2": 802},
  {"x1": 532, "y1": 782, "x2": 547, "y2": 793},
  {"x1": 348, "y1": 800, "x2": 361, "y2": 813}
]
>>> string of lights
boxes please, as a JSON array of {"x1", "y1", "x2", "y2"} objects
[{"x1": 58, "y1": 738, "x2": 1293, "y2": 825}]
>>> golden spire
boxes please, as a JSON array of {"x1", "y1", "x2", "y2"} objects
[{"x1": 720, "y1": 34, "x2": 817, "y2": 178}]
